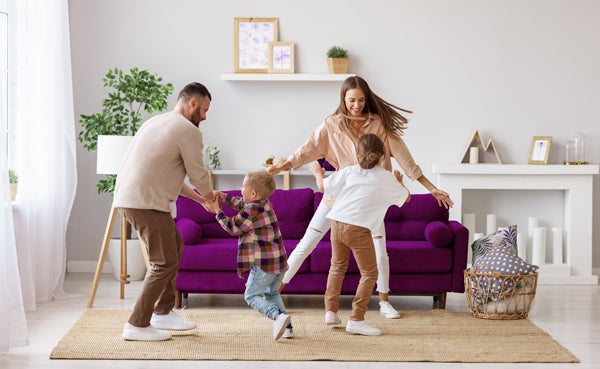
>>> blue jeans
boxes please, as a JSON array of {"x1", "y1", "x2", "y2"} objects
[{"x1": 244, "y1": 267, "x2": 287, "y2": 320}]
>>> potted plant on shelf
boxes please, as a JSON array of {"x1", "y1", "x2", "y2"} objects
[
  {"x1": 326, "y1": 46, "x2": 349, "y2": 74},
  {"x1": 78, "y1": 67, "x2": 174, "y2": 281},
  {"x1": 9, "y1": 169, "x2": 17, "y2": 201}
]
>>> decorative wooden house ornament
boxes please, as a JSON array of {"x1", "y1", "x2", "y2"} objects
[{"x1": 461, "y1": 130, "x2": 502, "y2": 164}]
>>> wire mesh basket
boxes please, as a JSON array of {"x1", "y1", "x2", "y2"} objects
[{"x1": 464, "y1": 265, "x2": 538, "y2": 320}]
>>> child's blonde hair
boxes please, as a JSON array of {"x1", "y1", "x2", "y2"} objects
[{"x1": 245, "y1": 170, "x2": 276, "y2": 198}]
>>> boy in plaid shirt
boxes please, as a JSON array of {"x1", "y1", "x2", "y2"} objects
[{"x1": 205, "y1": 170, "x2": 292, "y2": 341}]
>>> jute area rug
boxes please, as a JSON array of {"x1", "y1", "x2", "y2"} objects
[{"x1": 50, "y1": 309, "x2": 579, "y2": 363}]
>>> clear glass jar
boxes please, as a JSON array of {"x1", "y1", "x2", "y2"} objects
[
  {"x1": 574, "y1": 132, "x2": 587, "y2": 164},
  {"x1": 565, "y1": 140, "x2": 576, "y2": 165}
]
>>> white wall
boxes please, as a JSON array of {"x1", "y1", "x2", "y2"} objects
[{"x1": 67, "y1": 0, "x2": 600, "y2": 270}]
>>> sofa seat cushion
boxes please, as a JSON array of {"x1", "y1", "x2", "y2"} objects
[
  {"x1": 178, "y1": 238, "x2": 310, "y2": 273},
  {"x1": 310, "y1": 241, "x2": 452, "y2": 274}
]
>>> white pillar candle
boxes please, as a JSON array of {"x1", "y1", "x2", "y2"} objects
[
  {"x1": 532, "y1": 227, "x2": 546, "y2": 266},
  {"x1": 486, "y1": 214, "x2": 497, "y2": 235},
  {"x1": 469, "y1": 147, "x2": 479, "y2": 164},
  {"x1": 527, "y1": 217, "x2": 538, "y2": 262},
  {"x1": 552, "y1": 227, "x2": 563, "y2": 264},
  {"x1": 462, "y1": 213, "x2": 476, "y2": 265},
  {"x1": 517, "y1": 233, "x2": 527, "y2": 261},
  {"x1": 462, "y1": 213, "x2": 476, "y2": 243}
]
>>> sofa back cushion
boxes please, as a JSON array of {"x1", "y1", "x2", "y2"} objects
[
  {"x1": 269, "y1": 188, "x2": 315, "y2": 239},
  {"x1": 384, "y1": 194, "x2": 449, "y2": 241},
  {"x1": 175, "y1": 188, "x2": 315, "y2": 240}
]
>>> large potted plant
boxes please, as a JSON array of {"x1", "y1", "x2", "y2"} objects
[
  {"x1": 326, "y1": 46, "x2": 349, "y2": 74},
  {"x1": 78, "y1": 67, "x2": 174, "y2": 280}
]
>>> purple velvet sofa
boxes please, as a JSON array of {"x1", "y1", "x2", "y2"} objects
[{"x1": 174, "y1": 188, "x2": 468, "y2": 309}]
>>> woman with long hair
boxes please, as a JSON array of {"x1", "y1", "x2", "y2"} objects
[{"x1": 268, "y1": 76, "x2": 453, "y2": 318}]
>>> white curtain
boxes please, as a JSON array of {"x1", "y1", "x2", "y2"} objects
[
  {"x1": 0, "y1": 69, "x2": 29, "y2": 354},
  {"x1": 10, "y1": 0, "x2": 77, "y2": 311}
]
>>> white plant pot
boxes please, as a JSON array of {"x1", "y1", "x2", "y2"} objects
[{"x1": 107, "y1": 239, "x2": 147, "y2": 281}]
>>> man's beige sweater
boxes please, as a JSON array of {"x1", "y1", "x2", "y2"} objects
[{"x1": 113, "y1": 111, "x2": 211, "y2": 212}]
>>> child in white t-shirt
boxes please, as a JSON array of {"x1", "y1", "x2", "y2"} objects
[{"x1": 318, "y1": 133, "x2": 410, "y2": 336}]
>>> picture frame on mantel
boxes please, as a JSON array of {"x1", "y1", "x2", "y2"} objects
[
  {"x1": 268, "y1": 41, "x2": 294, "y2": 73},
  {"x1": 234, "y1": 17, "x2": 279, "y2": 73},
  {"x1": 528, "y1": 136, "x2": 552, "y2": 164}
]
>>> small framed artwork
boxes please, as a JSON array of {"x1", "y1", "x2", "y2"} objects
[
  {"x1": 234, "y1": 17, "x2": 279, "y2": 73},
  {"x1": 528, "y1": 136, "x2": 552, "y2": 164},
  {"x1": 268, "y1": 41, "x2": 294, "y2": 73}
]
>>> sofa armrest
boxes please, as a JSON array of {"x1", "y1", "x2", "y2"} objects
[{"x1": 447, "y1": 220, "x2": 469, "y2": 293}]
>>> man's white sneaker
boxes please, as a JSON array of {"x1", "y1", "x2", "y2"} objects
[
  {"x1": 122, "y1": 323, "x2": 171, "y2": 341},
  {"x1": 281, "y1": 326, "x2": 294, "y2": 339},
  {"x1": 150, "y1": 310, "x2": 197, "y2": 331},
  {"x1": 346, "y1": 320, "x2": 381, "y2": 336},
  {"x1": 273, "y1": 313, "x2": 291, "y2": 341},
  {"x1": 379, "y1": 301, "x2": 401, "y2": 319},
  {"x1": 325, "y1": 311, "x2": 342, "y2": 325}
]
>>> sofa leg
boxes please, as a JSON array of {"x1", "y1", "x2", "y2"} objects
[{"x1": 433, "y1": 292, "x2": 447, "y2": 309}]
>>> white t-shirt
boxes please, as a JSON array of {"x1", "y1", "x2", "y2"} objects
[{"x1": 324, "y1": 165, "x2": 409, "y2": 236}]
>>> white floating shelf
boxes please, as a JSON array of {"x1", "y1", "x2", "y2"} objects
[{"x1": 220, "y1": 73, "x2": 354, "y2": 81}]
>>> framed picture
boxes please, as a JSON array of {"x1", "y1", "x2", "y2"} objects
[
  {"x1": 234, "y1": 18, "x2": 279, "y2": 73},
  {"x1": 268, "y1": 41, "x2": 294, "y2": 73},
  {"x1": 528, "y1": 136, "x2": 552, "y2": 164}
]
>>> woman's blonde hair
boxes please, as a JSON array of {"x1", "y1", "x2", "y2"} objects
[
  {"x1": 334, "y1": 76, "x2": 412, "y2": 142},
  {"x1": 245, "y1": 170, "x2": 276, "y2": 198}
]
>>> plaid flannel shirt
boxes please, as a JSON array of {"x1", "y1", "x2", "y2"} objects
[{"x1": 215, "y1": 193, "x2": 287, "y2": 279}]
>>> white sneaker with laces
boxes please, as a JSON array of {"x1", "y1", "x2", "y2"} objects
[
  {"x1": 325, "y1": 311, "x2": 342, "y2": 325},
  {"x1": 273, "y1": 313, "x2": 291, "y2": 341},
  {"x1": 379, "y1": 301, "x2": 401, "y2": 319},
  {"x1": 122, "y1": 323, "x2": 172, "y2": 341},
  {"x1": 346, "y1": 320, "x2": 381, "y2": 336},
  {"x1": 150, "y1": 310, "x2": 197, "y2": 331}
]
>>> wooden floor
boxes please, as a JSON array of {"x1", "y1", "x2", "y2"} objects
[{"x1": 2, "y1": 272, "x2": 599, "y2": 369}]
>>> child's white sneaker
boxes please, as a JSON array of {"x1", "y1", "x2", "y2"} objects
[
  {"x1": 281, "y1": 326, "x2": 294, "y2": 338},
  {"x1": 325, "y1": 311, "x2": 342, "y2": 325},
  {"x1": 379, "y1": 301, "x2": 401, "y2": 319},
  {"x1": 273, "y1": 313, "x2": 291, "y2": 340},
  {"x1": 346, "y1": 320, "x2": 381, "y2": 336}
]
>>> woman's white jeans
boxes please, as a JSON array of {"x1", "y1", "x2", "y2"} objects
[{"x1": 283, "y1": 201, "x2": 391, "y2": 293}]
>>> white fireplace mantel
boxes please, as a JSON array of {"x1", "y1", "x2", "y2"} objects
[{"x1": 432, "y1": 163, "x2": 599, "y2": 285}]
